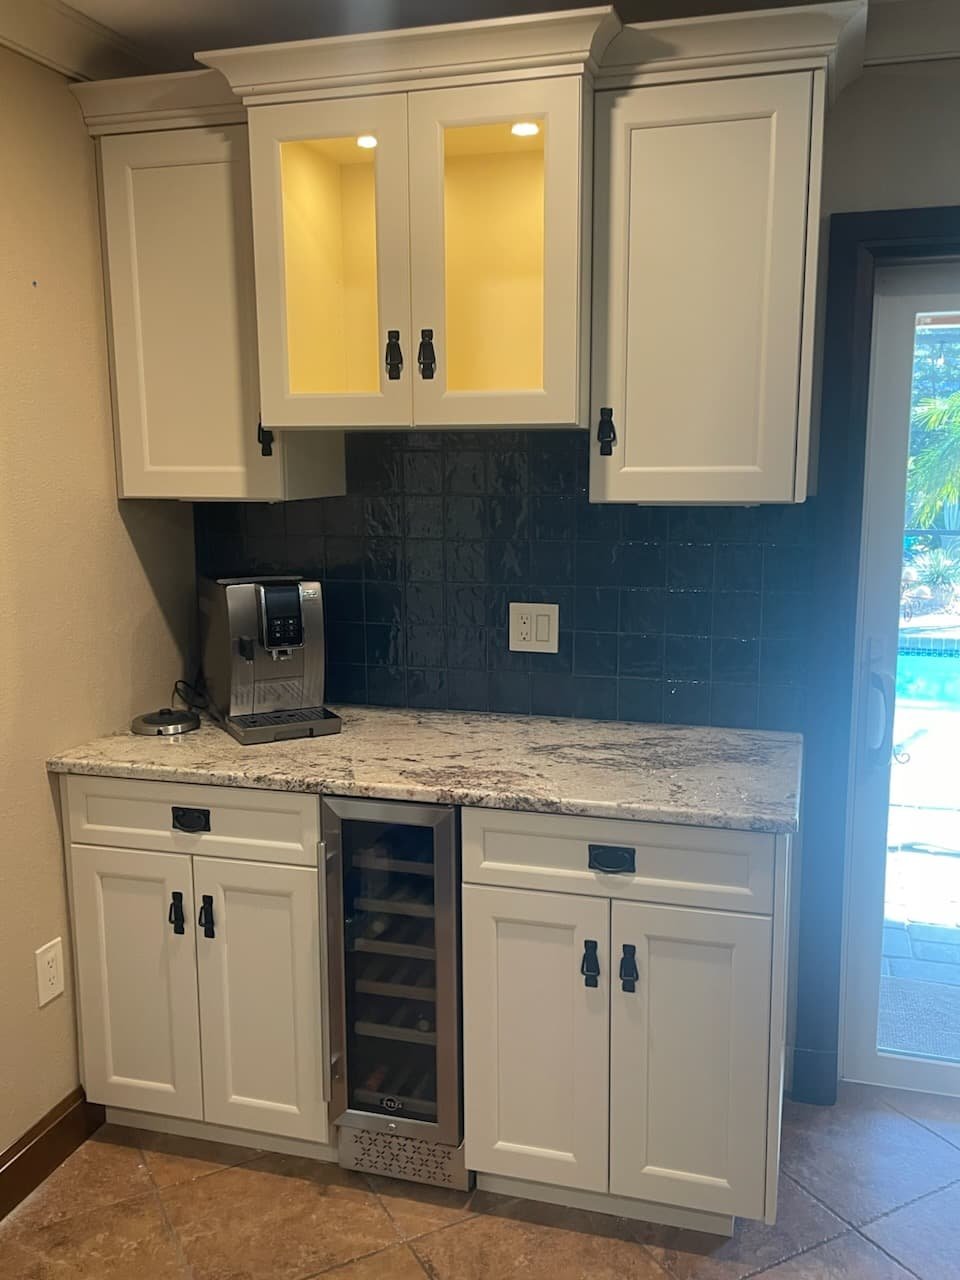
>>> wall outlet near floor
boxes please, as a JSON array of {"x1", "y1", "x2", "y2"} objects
[
  {"x1": 36, "y1": 936, "x2": 64, "y2": 1007},
  {"x1": 509, "y1": 601, "x2": 559, "y2": 653}
]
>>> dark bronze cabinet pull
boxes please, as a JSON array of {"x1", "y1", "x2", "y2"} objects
[
  {"x1": 172, "y1": 806, "x2": 210, "y2": 833},
  {"x1": 167, "y1": 891, "x2": 185, "y2": 935},
  {"x1": 417, "y1": 329, "x2": 436, "y2": 379},
  {"x1": 198, "y1": 894, "x2": 215, "y2": 939},
  {"x1": 580, "y1": 938, "x2": 600, "y2": 988},
  {"x1": 619, "y1": 944, "x2": 639, "y2": 994},
  {"x1": 385, "y1": 329, "x2": 403, "y2": 380},
  {"x1": 597, "y1": 407, "x2": 616, "y2": 456}
]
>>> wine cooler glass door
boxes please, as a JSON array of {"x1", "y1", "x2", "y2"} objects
[{"x1": 324, "y1": 799, "x2": 460, "y2": 1144}]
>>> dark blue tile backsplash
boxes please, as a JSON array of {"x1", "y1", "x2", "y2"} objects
[{"x1": 195, "y1": 430, "x2": 815, "y2": 731}]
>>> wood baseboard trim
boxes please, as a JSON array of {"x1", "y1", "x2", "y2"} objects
[{"x1": 0, "y1": 1088, "x2": 105, "y2": 1221}]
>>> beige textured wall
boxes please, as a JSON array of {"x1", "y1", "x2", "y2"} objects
[
  {"x1": 824, "y1": 59, "x2": 960, "y2": 214},
  {"x1": 0, "y1": 45, "x2": 195, "y2": 1152}
]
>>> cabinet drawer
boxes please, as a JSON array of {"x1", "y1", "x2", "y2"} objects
[
  {"x1": 65, "y1": 776, "x2": 320, "y2": 866},
  {"x1": 462, "y1": 808, "x2": 775, "y2": 914}
]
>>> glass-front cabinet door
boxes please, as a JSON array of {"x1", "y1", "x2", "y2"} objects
[
  {"x1": 247, "y1": 95, "x2": 413, "y2": 428},
  {"x1": 408, "y1": 77, "x2": 586, "y2": 428}
]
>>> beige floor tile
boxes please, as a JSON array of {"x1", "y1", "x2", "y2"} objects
[
  {"x1": 642, "y1": 1176, "x2": 845, "y2": 1280},
  {"x1": 3, "y1": 1124, "x2": 154, "y2": 1231},
  {"x1": 134, "y1": 1127, "x2": 262, "y2": 1189},
  {"x1": 861, "y1": 1180, "x2": 960, "y2": 1279},
  {"x1": 781, "y1": 1085, "x2": 960, "y2": 1224},
  {"x1": 411, "y1": 1211, "x2": 668, "y2": 1279},
  {"x1": 882, "y1": 1087, "x2": 960, "y2": 1150},
  {"x1": 366, "y1": 1174, "x2": 476, "y2": 1238},
  {"x1": 752, "y1": 1231, "x2": 913, "y2": 1277},
  {"x1": 0, "y1": 1192, "x2": 186, "y2": 1279},
  {"x1": 161, "y1": 1152, "x2": 401, "y2": 1279},
  {"x1": 320, "y1": 1242, "x2": 428, "y2": 1278}
]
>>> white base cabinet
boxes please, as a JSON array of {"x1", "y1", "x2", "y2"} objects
[
  {"x1": 462, "y1": 808, "x2": 789, "y2": 1224},
  {"x1": 66, "y1": 779, "x2": 328, "y2": 1144},
  {"x1": 463, "y1": 886, "x2": 609, "y2": 1191},
  {"x1": 194, "y1": 857, "x2": 325, "y2": 1140},
  {"x1": 609, "y1": 901, "x2": 771, "y2": 1217},
  {"x1": 71, "y1": 845, "x2": 203, "y2": 1120}
]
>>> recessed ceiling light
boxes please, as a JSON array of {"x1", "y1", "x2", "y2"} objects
[
  {"x1": 356, "y1": 135, "x2": 378, "y2": 149},
  {"x1": 511, "y1": 122, "x2": 540, "y2": 138}
]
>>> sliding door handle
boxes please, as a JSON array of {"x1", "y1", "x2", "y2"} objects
[{"x1": 867, "y1": 669, "x2": 895, "y2": 769}]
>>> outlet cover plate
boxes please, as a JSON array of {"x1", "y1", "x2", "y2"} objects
[
  {"x1": 36, "y1": 937, "x2": 64, "y2": 1007},
  {"x1": 509, "y1": 601, "x2": 559, "y2": 653}
]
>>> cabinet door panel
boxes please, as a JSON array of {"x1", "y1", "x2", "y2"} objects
[
  {"x1": 71, "y1": 845, "x2": 202, "y2": 1118},
  {"x1": 194, "y1": 857, "x2": 327, "y2": 1141},
  {"x1": 248, "y1": 96, "x2": 412, "y2": 428},
  {"x1": 463, "y1": 885, "x2": 608, "y2": 1190},
  {"x1": 610, "y1": 901, "x2": 771, "y2": 1218},
  {"x1": 409, "y1": 77, "x2": 585, "y2": 427},
  {"x1": 101, "y1": 127, "x2": 280, "y2": 499},
  {"x1": 591, "y1": 73, "x2": 813, "y2": 503}
]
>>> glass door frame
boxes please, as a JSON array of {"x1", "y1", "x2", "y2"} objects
[
  {"x1": 247, "y1": 94, "x2": 414, "y2": 429},
  {"x1": 407, "y1": 75, "x2": 586, "y2": 428},
  {"x1": 322, "y1": 795, "x2": 462, "y2": 1144},
  {"x1": 842, "y1": 260, "x2": 960, "y2": 1097}
]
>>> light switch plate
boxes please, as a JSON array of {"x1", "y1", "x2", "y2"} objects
[{"x1": 509, "y1": 601, "x2": 559, "y2": 653}]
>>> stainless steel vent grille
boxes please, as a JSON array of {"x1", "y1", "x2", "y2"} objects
[{"x1": 338, "y1": 1128, "x2": 471, "y2": 1191}]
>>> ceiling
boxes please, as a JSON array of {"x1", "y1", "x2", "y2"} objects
[{"x1": 63, "y1": 0, "x2": 839, "y2": 72}]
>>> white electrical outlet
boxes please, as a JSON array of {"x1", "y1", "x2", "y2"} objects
[
  {"x1": 36, "y1": 937, "x2": 64, "y2": 1007},
  {"x1": 509, "y1": 601, "x2": 559, "y2": 653}
]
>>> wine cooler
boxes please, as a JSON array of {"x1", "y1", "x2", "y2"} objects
[{"x1": 323, "y1": 797, "x2": 468, "y2": 1188}]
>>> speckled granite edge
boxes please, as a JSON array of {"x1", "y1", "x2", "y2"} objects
[{"x1": 48, "y1": 706, "x2": 803, "y2": 834}]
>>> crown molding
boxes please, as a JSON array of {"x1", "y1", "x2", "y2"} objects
[
  {"x1": 0, "y1": 0, "x2": 154, "y2": 80},
  {"x1": 597, "y1": 1, "x2": 867, "y2": 98},
  {"x1": 197, "y1": 6, "x2": 621, "y2": 103},
  {"x1": 71, "y1": 68, "x2": 243, "y2": 135},
  {"x1": 864, "y1": 0, "x2": 960, "y2": 66}
]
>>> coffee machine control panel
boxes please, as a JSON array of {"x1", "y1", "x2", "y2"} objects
[{"x1": 258, "y1": 583, "x2": 304, "y2": 651}]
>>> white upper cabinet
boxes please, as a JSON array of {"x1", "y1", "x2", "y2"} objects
[
  {"x1": 408, "y1": 78, "x2": 585, "y2": 428},
  {"x1": 73, "y1": 72, "x2": 346, "y2": 500},
  {"x1": 247, "y1": 95, "x2": 413, "y2": 429},
  {"x1": 200, "y1": 9, "x2": 617, "y2": 431},
  {"x1": 591, "y1": 71, "x2": 819, "y2": 505},
  {"x1": 589, "y1": 0, "x2": 866, "y2": 504}
]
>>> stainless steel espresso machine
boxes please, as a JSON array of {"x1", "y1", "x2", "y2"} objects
[{"x1": 198, "y1": 576, "x2": 341, "y2": 744}]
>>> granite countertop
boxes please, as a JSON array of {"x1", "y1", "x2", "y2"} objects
[{"x1": 48, "y1": 707, "x2": 802, "y2": 834}]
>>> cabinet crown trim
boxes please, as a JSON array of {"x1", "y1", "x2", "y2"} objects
[
  {"x1": 598, "y1": 0, "x2": 866, "y2": 99},
  {"x1": 71, "y1": 68, "x2": 243, "y2": 135},
  {"x1": 197, "y1": 6, "x2": 621, "y2": 102}
]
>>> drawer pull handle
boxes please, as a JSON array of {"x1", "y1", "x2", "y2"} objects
[
  {"x1": 167, "y1": 891, "x2": 185, "y2": 935},
  {"x1": 619, "y1": 943, "x2": 639, "y2": 994},
  {"x1": 597, "y1": 406, "x2": 616, "y2": 456},
  {"x1": 172, "y1": 806, "x2": 210, "y2": 833},
  {"x1": 588, "y1": 843, "x2": 635, "y2": 874},
  {"x1": 198, "y1": 894, "x2": 215, "y2": 939},
  {"x1": 580, "y1": 939, "x2": 600, "y2": 988}
]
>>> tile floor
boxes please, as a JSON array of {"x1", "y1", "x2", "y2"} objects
[{"x1": 3, "y1": 1084, "x2": 960, "y2": 1279}]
